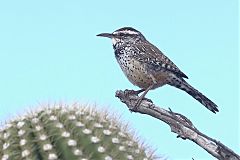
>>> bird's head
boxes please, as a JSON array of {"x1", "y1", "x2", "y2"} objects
[{"x1": 97, "y1": 27, "x2": 146, "y2": 48}]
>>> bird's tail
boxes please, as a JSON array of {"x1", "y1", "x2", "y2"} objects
[{"x1": 168, "y1": 77, "x2": 219, "y2": 113}]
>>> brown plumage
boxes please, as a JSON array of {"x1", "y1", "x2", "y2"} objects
[{"x1": 97, "y1": 27, "x2": 218, "y2": 113}]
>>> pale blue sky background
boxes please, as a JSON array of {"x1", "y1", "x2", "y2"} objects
[{"x1": 0, "y1": 0, "x2": 239, "y2": 159}]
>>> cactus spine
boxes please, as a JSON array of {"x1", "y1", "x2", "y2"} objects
[{"x1": 0, "y1": 104, "x2": 156, "y2": 160}]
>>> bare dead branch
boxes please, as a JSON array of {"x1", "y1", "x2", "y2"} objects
[{"x1": 115, "y1": 89, "x2": 240, "y2": 160}]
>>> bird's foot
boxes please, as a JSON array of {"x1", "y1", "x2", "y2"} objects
[
  {"x1": 131, "y1": 96, "x2": 152, "y2": 112},
  {"x1": 123, "y1": 89, "x2": 152, "y2": 111},
  {"x1": 124, "y1": 89, "x2": 144, "y2": 96}
]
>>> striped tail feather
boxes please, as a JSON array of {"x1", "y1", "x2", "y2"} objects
[{"x1": 168, "y1": 77, "x2": 219, "y2": 113}]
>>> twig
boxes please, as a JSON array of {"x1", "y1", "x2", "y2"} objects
[{"x1": 115, "y1": 89, "x2": 240, "y2": 160}]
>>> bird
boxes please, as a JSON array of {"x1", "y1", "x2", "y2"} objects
[{"x1": 97, "y1": 27, "x2": 218, "y2": 113}]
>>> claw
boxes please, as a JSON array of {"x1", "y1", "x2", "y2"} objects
[{"x1": 124, "y1": 89, "x2": 145, "y2": 95}]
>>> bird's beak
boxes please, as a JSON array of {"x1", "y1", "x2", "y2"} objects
[{"x1": 96, "y1": 33, "x2": 113, "y2": 38}]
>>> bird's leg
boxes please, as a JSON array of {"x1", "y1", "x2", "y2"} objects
[{"x1": 134, "y1": 84, "x2": 154, "y2": 109}]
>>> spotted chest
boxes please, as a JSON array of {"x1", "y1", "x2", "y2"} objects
[{"x1": 114, "y1": 48, "x2": 154, "y2": 89}]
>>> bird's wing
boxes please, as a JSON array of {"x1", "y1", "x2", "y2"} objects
[{"x1": 132, "y1": 42, "x2": 188, "y2": 79}]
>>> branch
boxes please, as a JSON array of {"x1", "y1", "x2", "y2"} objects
[{"x1": 115, "y1": 89, "x2": 240, "y2": 160}]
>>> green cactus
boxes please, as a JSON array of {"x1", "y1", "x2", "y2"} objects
[{"x1": 0, "y1": 104, "x2": 157, "y2": 160}]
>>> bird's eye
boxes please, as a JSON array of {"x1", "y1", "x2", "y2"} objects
[{"x1": 119, "y1": 33, "x2": 124, "y2": 36}]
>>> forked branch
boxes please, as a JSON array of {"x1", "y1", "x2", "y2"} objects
[{"x1": 115, "y1": 89, "x2": 240, "y2": 160}]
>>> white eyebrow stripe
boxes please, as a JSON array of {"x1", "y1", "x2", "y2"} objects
[{"x1": 113, "y1": 30, "x2": 139, "y2": 35}]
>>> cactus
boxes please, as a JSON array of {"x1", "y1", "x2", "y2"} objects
[{"x1": 0, "y1": 104, "x2": 156, "y2": 160}]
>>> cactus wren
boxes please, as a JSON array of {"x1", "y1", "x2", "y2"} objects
[{"x1": 97, "y1": 27, "x2": 218, "y2": 113}]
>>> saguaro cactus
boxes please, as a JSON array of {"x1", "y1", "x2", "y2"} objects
[{"x1": 0, "y1": 104, "x2": 156, "y2": 160}]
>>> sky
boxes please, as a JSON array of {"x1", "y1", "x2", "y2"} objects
[{"x1": 0, "y1": 0, "x2": 239, "y2": 159}]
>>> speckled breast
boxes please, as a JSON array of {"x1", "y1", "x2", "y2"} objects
[{"x1": 116, "y1": 53, "x2": 154, "y2": 89}]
